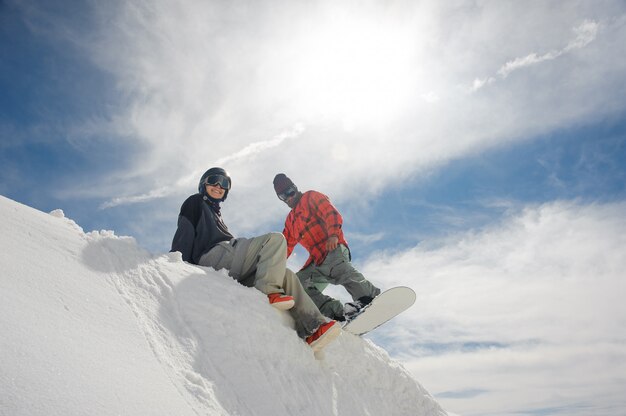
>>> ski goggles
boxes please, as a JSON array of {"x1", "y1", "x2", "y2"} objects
[
  {"x1": 277, "y1": 186, "x2": 297, "y2": 201},
  {"x1": 203, "y1": 174, "x2": 231, "y2": 190}
]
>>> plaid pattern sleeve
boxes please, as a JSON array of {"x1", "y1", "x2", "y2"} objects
[
  {"x1": 283, "y1": 220, "x2": 298, "y2": 258},
  {"x1": 284, "y1": 191, "x2": 348, "y2": 268}
]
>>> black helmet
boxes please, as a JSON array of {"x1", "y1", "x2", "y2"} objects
[{"x1": 198, "y1": 167, "x2": 231, "y2": 201}]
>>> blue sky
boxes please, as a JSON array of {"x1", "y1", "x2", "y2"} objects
[{"x1": 2, "y1": 1, "x2": 626, "y2": 415}]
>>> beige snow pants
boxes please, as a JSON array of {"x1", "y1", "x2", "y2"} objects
[{"x1": 199, "y1": 232, "x2": 327, "y2": 338}]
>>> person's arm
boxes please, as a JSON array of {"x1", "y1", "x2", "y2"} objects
[
  {"x1": 282, "y1": 215, "x2": 298, "y2": 257},
  {"x1": 170, "y1": 195, "x2": 201, "y2": 263}
]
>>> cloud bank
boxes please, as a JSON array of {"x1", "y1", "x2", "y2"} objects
[
  {"x1": 17, "y1": 0, "x2": 623, "y2": 231},
  {"x1": 363, "y1": 200, "x2": 626, "y2": 415}
]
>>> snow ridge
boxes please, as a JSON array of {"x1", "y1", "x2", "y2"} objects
[{"x1": 0, "y1": 195, "x2": 446, "y2": 416}]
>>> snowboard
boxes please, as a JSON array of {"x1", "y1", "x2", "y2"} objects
[{"x1": 342, "y1": 286, "x2": 416, "y2": 336}]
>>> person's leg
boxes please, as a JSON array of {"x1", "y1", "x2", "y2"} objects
[
  {"x1": 282, "y1": 267, "x2": 329, "y2": 338},
  {"x1": 198, "y1": 241, "x2": 235, "y2": 271},
  {"x1": 297, "y1": 266, "x2": 344, "y2": 320},
  {"x1": 322, "y1": 245, "x2": 381, "y2": 301},
  {"x1": 237, "y1": 233, "x2": 288, "y2": 295},
  {"x1": 235, "y1": 233, "x2": 333, "y2": 338}
]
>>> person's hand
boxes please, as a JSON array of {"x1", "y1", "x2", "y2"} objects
[{"x1": 326, "y1": 235, "x2": 339, "y2": 252}]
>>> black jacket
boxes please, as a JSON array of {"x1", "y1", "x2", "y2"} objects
[{"x1": 171, "y1": 193, "x2": 234, "y2": 264}]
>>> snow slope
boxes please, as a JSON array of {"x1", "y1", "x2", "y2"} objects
[{"x1": 0, "y1": 195, "x2": 446, "y2": 416}]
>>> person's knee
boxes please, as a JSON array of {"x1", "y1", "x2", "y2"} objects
[{"x1": 265, "y1": 232, "x2": 286, "y2": 248}]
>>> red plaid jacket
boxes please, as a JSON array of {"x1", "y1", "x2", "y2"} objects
[{"x1": 283, "y1": 190, "x2": 348, "y2": 269}]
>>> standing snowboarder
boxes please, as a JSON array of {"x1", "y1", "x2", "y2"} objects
[
  {"x1": 273, "y1": 173, "x2": 381, "y2": 322},
  {"x1": 171, "y1": 167, "x2": 340, "y2": 351}
]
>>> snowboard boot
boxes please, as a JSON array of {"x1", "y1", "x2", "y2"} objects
[
  {"x1": 268, "y1": 293, "x2": 295, "y2": 310},
  {"x1": 343, "y1": 296, "x2": 375, "y2": 321},
  {"x1": 306, "y1": 321, "x2": 341, "y2": 352}
]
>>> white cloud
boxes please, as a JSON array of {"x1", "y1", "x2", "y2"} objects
[
  {"x1": 215, "y1": 123, "x2": 305, "y2": 166},
  {"x1": 492, "y1": 20, "x2": 599, "y2": 81},
  {"x1": 80, "y1": 2, "x2": 623, "y2": 217},
  {"x1": 17, "y1": 1, "x2": 626, "y2": 236},
  {"x1": 346, "y1": 231, "x2": 386, "y2": 245},
  {"x1": 469, "y1": 77, "x2": 495, "y2": 92},
  {"x1": 497, "y1": 51, "x2": 560, "y2": 78},
  {"x1": 99, "y1": 187, "x2": 170, "y2": 209},
  {"x1": 566, "y1": 19, "x2": 601, "y2": 50},
  {"x1": 362, "y1": 200, "x2": 626, "y2": 415}
]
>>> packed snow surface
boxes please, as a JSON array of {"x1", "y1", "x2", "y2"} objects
[{"x1": 0, "y1": 195, "x2": 446, "y2": 416}]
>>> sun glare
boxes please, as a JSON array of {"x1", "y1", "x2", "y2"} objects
[{"x1": 288, "y1": 11, "x2": 418, "y2": 127}]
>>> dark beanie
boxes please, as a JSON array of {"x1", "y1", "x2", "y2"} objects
[{"x1": 273, "y1": 173, "x2": 295, "y2": 194}]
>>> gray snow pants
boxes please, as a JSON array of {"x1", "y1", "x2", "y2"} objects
[
  {"x1": 296, "y1": 244, "x2": 381, "y2": 320},
  {"x1": 199, "y1": 232, "x2": 327, "y2": 338}
]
